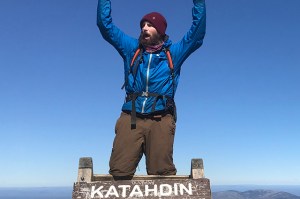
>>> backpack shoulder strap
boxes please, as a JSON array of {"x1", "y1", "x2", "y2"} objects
[
  {"x1": 122, "y1": 46, "x2": 174, "y2": 89},
  {"x1": 131, "y1": 47, "x2": 174, "y2": 70},
  {"x1": 130, "y1": 48, "x2": 141, "y2": 67},
  {"x1": 165, "y1": 48, "x2": 174, "y2": 70},
  {"x1": 121, "y1": 47, "x2": 143, "y2": 89},
  {"x1": 163, "y1": 47, "x2": 175, "y2": 99}
]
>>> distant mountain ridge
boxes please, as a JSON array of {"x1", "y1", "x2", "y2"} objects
[
  {"x1": 1, "y1": 187, "x2": 300, "y2": 199},
  {"x1": 213, "y1": 189, "x2": 300, "y2": 199}
]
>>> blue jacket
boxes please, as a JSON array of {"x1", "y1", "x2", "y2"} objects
[{"x1": 97, "y1": 0, "x2": 206, "y2": 115}]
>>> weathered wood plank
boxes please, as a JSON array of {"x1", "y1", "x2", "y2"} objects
[
  {"x1": 72, "y1": 178, "x2": 211, "y2": 199},
  {"x1": 93, "y1": 175, "x2": 191, "y2": 181},
  {"x1": 73, "y1": 157, "x2": 211, "y2": 199},
  {"x1": 77, "y1": 157, "x2": 93, "y2": 183}
]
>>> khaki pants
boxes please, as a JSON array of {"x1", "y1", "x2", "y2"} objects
[{"x1": 109, "y1": 112, "x2": 177, "y2": 177}]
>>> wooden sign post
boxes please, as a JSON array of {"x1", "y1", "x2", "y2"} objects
[{"x1": 72, "y1": 157, "x2": 211, "y2": 199}]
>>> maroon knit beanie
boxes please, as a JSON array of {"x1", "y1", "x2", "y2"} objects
[{"x1": 140, "y1": 12, "x2": 167, "y2": 36}]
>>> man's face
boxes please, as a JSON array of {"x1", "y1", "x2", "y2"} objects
[{"x1": 139, "y1": 21, "x2": 163, "y2": 46}]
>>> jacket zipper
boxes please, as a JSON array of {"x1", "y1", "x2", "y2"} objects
[{"x1": 141, "y1": 53, "x2": 153, "y2": 113}]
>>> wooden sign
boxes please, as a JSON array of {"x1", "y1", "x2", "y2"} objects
[
  {"x1": 73, "y1": 178, "x2": 211, "y2": 199},
  {"x1": 72, "y1": 157, "x2": 211, "y2": 199}
]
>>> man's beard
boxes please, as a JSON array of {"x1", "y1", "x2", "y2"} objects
[{"x1": 139, "y1": 32, "x2": 163, "y2": 47}]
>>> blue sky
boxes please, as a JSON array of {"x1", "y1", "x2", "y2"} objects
[{"x1": 0, "y1": 0, "x2": 299, "y2": 187}]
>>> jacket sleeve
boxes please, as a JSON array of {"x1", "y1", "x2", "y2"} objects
[
  {"x1": 171, "y1": 0, "x2": 206, "y2": 68},
  {"x1": 97, "y1": 0, "x2": 137, "y2": 59}
]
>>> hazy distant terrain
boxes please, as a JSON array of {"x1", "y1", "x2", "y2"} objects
[
  {"x1": 0, "y1": 187, "x2": 72, "y2": 199},
  {"x1": 211, "y1": 185, "x2": 300, "y2": 196},
  {"x1": 0, "y1": 186, "x2": 299, "y2": 199},
  {"x1": 213, "y1": 190, "x2": 300, "y2": 199}
]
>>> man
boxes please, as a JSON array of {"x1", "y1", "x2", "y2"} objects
[{"x1": 97, "y1": 0, "x2": 206, "y2": 179}]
